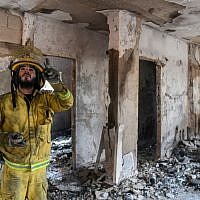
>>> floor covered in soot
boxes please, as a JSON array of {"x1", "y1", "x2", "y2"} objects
[{"x1": 47, "y1": 136, "x2": 200, "y2": 200}]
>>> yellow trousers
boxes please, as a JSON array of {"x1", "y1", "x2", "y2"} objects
[{"x1": 1, "y1": 165, "x2": 48, "y2": 200}]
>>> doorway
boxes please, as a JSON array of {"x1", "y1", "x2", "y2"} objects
[
  {"x1": 45, "y1": 55, "x2": 76, "y2": 187},
  {"x1": 44, "y1": 56, "x2": 75, "y2": 138},
  {"x1": 138, "y1": 59, "x2": 157, "y2": 161}
]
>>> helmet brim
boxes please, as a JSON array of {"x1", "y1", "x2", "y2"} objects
[{"x1": 10, "y1": 60, "x2": 44, "y2": 73}]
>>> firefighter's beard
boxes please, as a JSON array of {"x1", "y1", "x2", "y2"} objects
[{"x1": 18, "y1": 76, "x2": 36, "y2": 89}]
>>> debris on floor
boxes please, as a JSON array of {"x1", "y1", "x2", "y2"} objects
[{"x1": 47, "y1": 137, "x2": 200, "y2": 199}]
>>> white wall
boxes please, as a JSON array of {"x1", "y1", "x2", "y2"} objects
[
  {"x1": 23, "y1": 13, "x2": 109, "y2": 167},
  {"x1": 22, "y1": 12, "x2": 189, "y2": 165},
  {"x1": 140, "y1": 25, "x2": 188, "y2": 157}
]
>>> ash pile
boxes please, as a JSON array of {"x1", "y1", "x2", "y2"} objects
[{"x1": 47, "y1": 137, "x2": 200, "y2": 200}]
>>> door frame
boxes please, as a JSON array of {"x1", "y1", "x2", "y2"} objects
[
  {"x1": 44, "y1": 55, "x2": 76, "y2": 168},
  {"x1": 138, "y1": 57, "x2": 162, "y2": 159}
]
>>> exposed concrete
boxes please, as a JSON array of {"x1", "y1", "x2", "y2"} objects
[
  {"x1": 0, "y1": 8, "x2": 22, "y2": 44},
  {"x1": 106, "y1": 10, "x2": 141, "y2": 183},
  {"x1": 0, "y1": 42, "x2": 19, "y2": 57},
  {"x1": 120, "y1": 151, "x2": 135, "y2": 181},
  {"x1": 0, "y1": 0, "x2": 185, "y2": 32},
  {"x1": 140, "y1": 25, "x2": 188, "y2": 158},
  {"x1": 22, "y1": 13, "x2": 109, "y2": 167},
  {"x1": 37, "y1": 10, "x2": 72, "y2": 21},
  {"x1": 0, "y1": 56, "x2": 10, "y2": 71},
  {"x1": 0, "y1": 1, "x2": 195, "y2": 185},
  {"x1": 0, "y1": 69, "x2": 11, "y2": 94},
  {"x1": 30, "y1": 0, "x2": 198, "y2": 45},
  {"x1": 106, "y1": 9, "x2": 188, "y2": 182},
  {"x1": 31, "y1": 0, "x2": 108, "y2": 31},
  {"x1": 0, "y1": 0, "x2": 45, "y2": 11},
  {"x1": 0, "y1": 42, "x2": 22, "y2": 95},
  {"x1": 1, "y1": 0, "x2": 200, "y2": 45},
  {"x1": 0, "y1": 54, "x2": 12, "y2": 95},
  {"x1": 161, "y1": 0, "x2": 200, "y2": 43},
  {"x1": 23, "y1": 13, "x2": 77, "y2": 57},
  {"x1": 82, "y1": 0, "x2": 183, "y2": 25}
]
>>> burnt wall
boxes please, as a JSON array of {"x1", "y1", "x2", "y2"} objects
[
  {"x1": 23, "y1": 13, "x2": 109, "y2": 167},
  {"x1": 140, "y1": 25, "x2": 188, "y2": 158},
  {"x1": 188, "y1": 44, "x2": 200, "y2": 138}
]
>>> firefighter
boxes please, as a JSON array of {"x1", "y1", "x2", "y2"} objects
[{"x1": 0, "y1": 47, "x2": 73, "y2": 199}]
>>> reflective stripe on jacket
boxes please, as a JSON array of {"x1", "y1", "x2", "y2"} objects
[{"x1": 0, "y1": 87, "x2": 73, "y2": 170}]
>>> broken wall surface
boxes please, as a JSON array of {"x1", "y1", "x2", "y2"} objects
[
  {"x1": 23, "y1": 13, "x2": 109, "y2": 167},
  {"x1": 0, "y1": 8, "x2": 22, "y2": 44},
  {"x1": 0, "y1": 43, "x2": 20, "y2": 94},
  {"x1": 188, "y1": 43, "x2": 200, "y2": 138},
  {"x1": 0, "y1": 56, "x2": 11, "y2": 94},
  {"x1": 106, "y1": 10, "x2": 188, "y2": 183},
  {"x1": 0, "y1": 8, "x2": 22, "y2": 94},
  {"x1": 140, "y1": 25, "x2": 188, "y2": 157},
  {"x1": 0, "y1": 7, "x2": 190, "y2": 172},
  {"x1": 105, "y1": 10, "x2": 141, "y2": 183}
]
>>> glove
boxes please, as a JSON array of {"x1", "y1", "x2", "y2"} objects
[
  {"x1": 44, "y1": 67, "x2": 64, "y2": 92},
  {"x1": 44, "y1": 67, "x2": 60, "y2": 84},
  {"x1": 8, "y1": 132, "x2": 26, "y2": 147}
]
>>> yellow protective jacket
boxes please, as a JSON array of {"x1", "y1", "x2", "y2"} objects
[{"x1": 0, "y1": 87, "x2": 73, "y2": 171}]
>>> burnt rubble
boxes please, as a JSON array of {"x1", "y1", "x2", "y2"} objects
[{"x1": 47, "y1": 137, "x2": 200, "y2": 200}]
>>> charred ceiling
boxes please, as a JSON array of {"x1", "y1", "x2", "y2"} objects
[
  {"x1": 30, "y1": 0, "x2": 185, "y2": 31},
  {"x1": 31, "y1": 0, "x2": 108, "y2": 30},
  {"x1": 0, "y1": 0, "x2": 200, "y2": 43}
]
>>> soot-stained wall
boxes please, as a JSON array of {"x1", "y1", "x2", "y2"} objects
[
  {"x1": 188, "y1": 44, "x2": 200, "y2": 138},
  {"x1": 140, "y1": 25, "x2": 188, "y2": 157},
  {"x1": 23, "y1": 13, "x2": 109, "y2": 167}
]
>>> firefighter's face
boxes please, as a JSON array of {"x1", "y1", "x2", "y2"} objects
[{"x1": 18, "y1": 65, "x2": 36, "y2": 82}]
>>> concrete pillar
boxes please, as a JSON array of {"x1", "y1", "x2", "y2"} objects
[{"x1": 104, "y1": 10, "x2": 141, "y2": 183}]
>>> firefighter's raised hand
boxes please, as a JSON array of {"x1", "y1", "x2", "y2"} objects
[
  {"x1": 8, "y1": 132, "x2": 26, "y2": 147},
  {"x1": 43, "y1": 67, "x2": 65, "y2": 92},
  {"x1": 44, "y1": 67, "x2": 60, "y2": 84}
]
